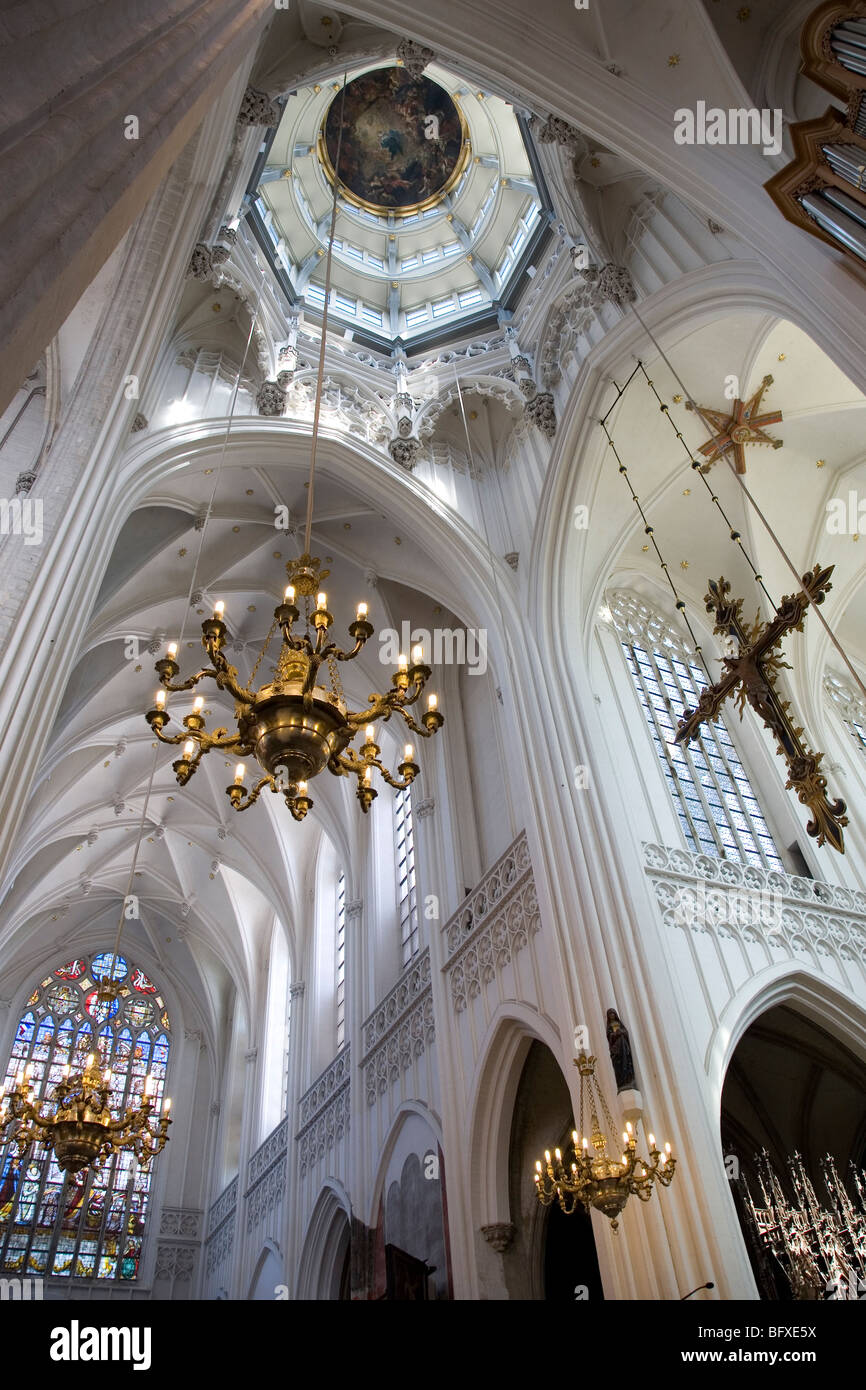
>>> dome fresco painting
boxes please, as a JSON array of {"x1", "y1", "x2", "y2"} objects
[{"x1": 321, "y1": 67, "x2": 468, "y2": 213}]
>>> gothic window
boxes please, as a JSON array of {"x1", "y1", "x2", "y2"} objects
[
  {"x1": 395, "y1": 787, "x2": 420, "y2": 964},
  {"x1": 0, "y1": 952, "x2": 170, "y2": 1282},
  {"x1": 605, "y1": 592, "x2": 783, "y2": 870},
  {"x1": 824, "y1": 670, "x2": 866, "y2": 757},
  {"x1": 336, "y1": 872, "x2": 346, "y2": 1050}
]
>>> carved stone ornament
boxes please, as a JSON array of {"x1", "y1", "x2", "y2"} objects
[
  {"x1": 256, "y1": 379, "x2": 287, "y2": 417},
  {"x1": 396, "y1": 38, "x2": 435, "y2": 79},
  {"x1": 188, "y1": 243, "x2": 213, "y2": 281},
  {"x1": 504, "y1": 551, "x2": 519, "y2": 570},
  {"x1": 524, "y1": 389, "x2": 557, "y2": 438},
  {"x1": 131, "y1": 412, "x2": 148, "y2": 432},
  {"x1": 389, "y1": 436, "x2": 421, "y2": 470},
  {"x1": 14, "y1": 470, "x2": 37, "y2": 495},
  {"x1": 237, "y1": 86, "x2": 282, "y2": 128},
  {"x1": 582, "y1": 262, "x2": 636, "y2": 309},
  {"x1": 397, "y1": 414, "x2": 413, "y2": 437},
  {"x1": 481, "y1": 1222, "x2": 516, "y2": 1253},
  {"x1": 535, "y1": 114, "x2": 582, "y2": 153}
]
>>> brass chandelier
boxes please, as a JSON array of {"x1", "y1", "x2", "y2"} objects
[
  {"x1": 146, "y1": 552, "x2": 443, "y2": 820},
  {"x1": 146, "y1": 75, "x2": 443, "y2": 820},
  {"x1": 534, "y1": 1052, "x2": 676, "y2": 1231},
  {"x1": 0, "y1": 1041, "x2": 171, "y2": 1175}
]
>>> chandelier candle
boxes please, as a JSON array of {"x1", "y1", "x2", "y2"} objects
[{"x1": 146, "y1": 551, "x2": 444, "y2": 821}]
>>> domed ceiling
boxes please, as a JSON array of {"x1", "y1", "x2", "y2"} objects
[{"x1": 251, "y1": 60, "x2": 549, "y2": 347}]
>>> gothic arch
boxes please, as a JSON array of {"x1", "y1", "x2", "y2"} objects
[
  {"x1": 708, "y1": 965, "x2": 866, "y2": 1116},
  {"x1": 247, "y1": 1238, "x2": 285, "y2": 1300},
  {"x1": 467, "y1": 1004, "x2": 564, "y2": 1233},
  {"x1": 367, "y1": 1099, "x2": 446, "y2": 1230},
  {"x1": 295, "y1": 1179, "x2": 352, "y2": 1300}
]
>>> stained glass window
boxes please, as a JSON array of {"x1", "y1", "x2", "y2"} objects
[{"x1": 0, "y1": 952, "x2": 171, "y2": 1282}]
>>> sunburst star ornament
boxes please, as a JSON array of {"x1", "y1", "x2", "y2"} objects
[{"x1": 684, "y1": 373, "x2": 783, "y2": 474}]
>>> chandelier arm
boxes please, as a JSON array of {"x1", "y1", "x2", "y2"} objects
[
  {"x1": 212, "y1": 671, "x2": 255, "y2": 705},
  {"x1": 228, "y1": 775, "x2": 272, "y2": 811},
  {"x1": 159, "y1": 669, "x2": 220, "y2": 693},
  {"x1": 331, "y1": 640, "x2": 366, "y2": 662},
  {"x1": 378, "y1": 766, "x2": 416, "y2": 791}
]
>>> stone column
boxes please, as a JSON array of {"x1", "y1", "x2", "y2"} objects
[{"x1": 0, "y1": 0, "x2": 274, "y2": 413}]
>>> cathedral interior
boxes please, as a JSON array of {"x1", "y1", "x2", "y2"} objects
[{"x1": 1, "y1": 0, "x2": 866, "y2": 1305}]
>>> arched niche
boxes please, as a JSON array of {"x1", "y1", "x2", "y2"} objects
[{"x1": 720, "y1": 994, "x2": 866, "y2": 1299}]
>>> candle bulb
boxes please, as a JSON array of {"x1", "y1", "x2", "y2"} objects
[
  {"x1": 285, "y1": 585, "x2": 295, "y2": 603},
  {"x1": 404, "y1": 744, "x2": 414, "y2": 761},
  {"x1": 63, "y1": 1064, "x2": 70, "y2": 1078},
  {"x1": 626, "y1": 1121, "x2": 633, "y2": 1134},
  {"x1": 554, "y1": 1147, "x2": 561, "y2": 1161},
  {"x1": 214, "y1": 601, "x2": 225, "y2": 619},
  {"x1": 155, "y1": 690, "x2": 166, "y2": 709},
  {"x1": 544, "y1": 1150, "x2": 551, "y2": 1163},
  {"x1": 234, "y1": 764, "x2": 245, "y2": 785},
  {"x1": 535, "y1": 1160, "x2": 542, "y2": 1172},
  {"x1": 316, "y1": 592, "x2": 327, "y2": 610},
  {"x1": 163, "y1": 1097, "x2": 171, "y2": 1113},
  {"x1": 297, "y1": 781, "x2": 307, "y2": 796},
  {"x1": 665, "y1": 1142, "x2": 671, "y2": 1153},
  {"x1": 427, "y1": 693, "x2": 438, "y2": 710},
  {"x1": 411, "y1": 644, "x2": 423, "y2": 663},
  {"x1": 398, "y1": 653, "x2": 408, "y2": 672},
  {"x1": 356, "y1": 601, "x2": 368, "y2": 619},
  {"x1": 572, "y1": 1130, "x2": 579, "y2": 1145},
  {"x1": 365, "y1": 724, "x2": 375, "y2": 743},
  {"x1": 144, "y1": 1075, "x2": 154, "y2": 1096},
  {"x1": 103, "y1": 1069, "x2": 111, "y2": 1083},
  {"x1": 183, "y1": 739, "x2": 195, "y2": 758},
  {"x1": 648, "y1": 1133, "x2": 656, "y2": 1149},
  {"x1": 192, "y1": 696, "x2": 204, "y2": 713},
  {"x1": 167, "y1": 642, "x2": 178, "y2": 658}
]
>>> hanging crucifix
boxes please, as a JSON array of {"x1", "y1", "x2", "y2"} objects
[{"x1": 674, "y1": 565, "x2": 848, "y2": 853}]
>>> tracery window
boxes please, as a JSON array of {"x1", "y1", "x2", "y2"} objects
[
  {"x1": 824, "y1": 670, "x2": 866, "y2": 757},
  {"x1": 336, "y1": 872, "x2": 346, "y2": 1050},
  {"x1": 605, "y1": 591, "x2": 783, "y2": 870},
  {"x1": 0, "y1": 952, "x2": 170, "y2": 1281},
  {"x1": 396, "y1": 787, "x2": 419, "y2": 964}
]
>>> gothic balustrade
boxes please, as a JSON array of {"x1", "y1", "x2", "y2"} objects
[
  {"x1": 361, "y1": 949, "x2": 435, "y2": 1105},
  {"x1": 643, "y1": 841, "x2": 866, "y2": 982},
  {"x1": 441, "y1": 831, "x2": 540, "y2": 1012},
  {"x1": 296, "y1": 1048, "x2": 351, "y2": 1177}
]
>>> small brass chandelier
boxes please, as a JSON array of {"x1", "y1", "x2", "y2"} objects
[
  {"x1": 146, "y1": 552, "x2": 443, "y2": 820},
  {"x1": 533, "y1": 1052, "x2": 676, "y2": 1231},
  {"x1": 0, "y1": 1030, "x2": 171, "y2": 1176},
  {"x1": 145, "y1": 76, "x2": 443, "y2": 821}
]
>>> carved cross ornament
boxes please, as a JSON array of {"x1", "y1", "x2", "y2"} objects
[
  {"x1": 685, "y1": 374, "x2": 783, "y2": 474},
  {"x1": 674, "y1": 566, "x2": 848, "y2": 852}
]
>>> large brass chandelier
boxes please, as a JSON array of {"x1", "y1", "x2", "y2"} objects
[
  {"x1": 146, "y1": 76, "x2": 443, "y2": 821},
  {"x1": 0, "y1": 1045, "x2": 170, "y2": 1175},
  {"x1": 146, "y1": 552, "x2": 443, "y2": 820},
  {"x1": 534, "y1": 1052, "x2": 676, "y2": 1232}
]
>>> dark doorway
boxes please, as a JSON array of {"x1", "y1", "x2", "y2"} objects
[{"x1": 543, "y1": 1195, "x2": 604, "y2": 1301}]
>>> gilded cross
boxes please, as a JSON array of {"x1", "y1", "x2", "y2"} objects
[
  {"x1": 674, "y1": 565, "x2": 848, "y2": 853},
  {"x1": 685, "y1": 374, "x2": 782, "y2": 474}
]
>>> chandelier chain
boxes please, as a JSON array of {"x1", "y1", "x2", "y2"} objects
[{"x1": 304, "y1": 74, "x2": 349, "y2": 555}]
